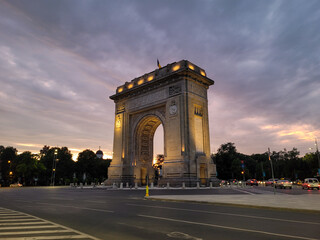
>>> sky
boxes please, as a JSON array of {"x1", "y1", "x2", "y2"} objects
[{"x1": 0, "y1": 0, "x2": 319, "y2": 160}]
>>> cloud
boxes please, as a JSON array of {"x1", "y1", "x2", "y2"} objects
[{"x1": 0, "y1": 0, "x2": 319, "y2": 157}]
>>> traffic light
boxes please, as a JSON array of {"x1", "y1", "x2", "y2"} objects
[{"x1": 241, "y1": 171, "x2": 244, "y2": 175}]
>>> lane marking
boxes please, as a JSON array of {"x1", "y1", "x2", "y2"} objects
[
  {"x1": 0, "y1": 225, "x2": 58, "y2": 230},
  {"x1": 0, "y1": 229, "x2": 71, "y2": 235},
  {"x1": 232, "y1": 188, "x2": 256, "y2": 195},
  {"x1": 0, "y1": 207, "x2": 101, "y2": 240},
  {"x1": 0, "y1": 235, "x2": 90, "y2": 239},
  {"x1": 138, "y1": 214, "x2": 318, "y2": 240},
  {"x1": 0, "y1": 216, "x2": 33, "y2": 219},
  {"x1": 47, "y1": 197, "x2": 74, "y2": 201},
  {"x1": 167, "y1": 232, "x2": 202, "y2": 240},
  {"x1": 0, "y1": 213, "x2": 25, "y2": 217},
  {"x1": 128, "y1": 203, "x2": 320, "y2": 225},
  {"x1": 36, "y1": 202, "x2": 114, "y2": 213},
  {"x1": 0, "y1": 219, "x2": 39, "y2": 222},
  {"x1": 84, "y1": 200, "x2": 106, "y2": 204},
  {"x1": 0, "y1": 221, "x2": 47, "y2": 226}
]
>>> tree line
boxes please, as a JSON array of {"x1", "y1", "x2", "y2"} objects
[
  {"x1": 213, "y1": 142, "x2": 320, "y2": 181},
  {"x1": 0, "y1": 145, "x2": 111, "y2": 187}
]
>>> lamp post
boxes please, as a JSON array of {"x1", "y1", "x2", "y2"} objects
[
  {"x1": 50, "y1": 149, "x2": 58, "y2": 186},
  {"x1": 315, "y1": 138, "x2": 320, "y2": 176},
  {"x1": 268, "y1": 148, "x2": 276, "y2": 195}
]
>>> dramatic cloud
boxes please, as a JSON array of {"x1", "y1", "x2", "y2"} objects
[{"x1": 0, "y1": 0, "x2": 319, "y2": 158}]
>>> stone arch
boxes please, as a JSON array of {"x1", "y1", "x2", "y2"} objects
[
  {"x1": 131, "y1": 111, "x2": 165, "y2": 184},
  {"x1": 108, "y1": 60, "x2": 216, "y2": 187}
]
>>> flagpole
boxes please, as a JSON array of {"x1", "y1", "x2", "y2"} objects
[{"x1": 268, "y1": 148, "x2": 276, "y2": 195}]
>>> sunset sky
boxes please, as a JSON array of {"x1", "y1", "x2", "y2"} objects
[{"x1": 1, "y1": 0, "x2": 319, "y2": 160}]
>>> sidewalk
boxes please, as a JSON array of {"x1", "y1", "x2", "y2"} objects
[{"x1": 147, "y1": 194, "x2": 320, "y2": 212}]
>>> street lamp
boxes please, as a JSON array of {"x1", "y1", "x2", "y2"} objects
[
  {"x1": 315, "y1": 138, "x2": 320, "y2": 176},
  {"x1": 308, "y1": 138, "x2": 320, "y2": 177},
  {"x1": 50, "y1": 149, "x2": 58, "y2": 186}
]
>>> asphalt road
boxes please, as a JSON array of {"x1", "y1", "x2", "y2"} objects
[{"x1": 0, "y1": 186, "x2": 319, "y2": 240}]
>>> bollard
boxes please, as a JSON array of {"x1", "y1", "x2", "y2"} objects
[
  {"x1": 120, "y1": 183, "x2": 123, "y2": 189},
  {"x1": 112, "y1": 183, "x2": 116, "y2": 189},
  {"x1": 210, "y1": 182, "x2": 213, "y2": 189},
  {"x1": 80, "y1": 183, "x2": 83, "y2": 189},
  {"x1": 167, "y1": 182, "x2": 170, "y2": 189},
  {"x1": 126, "y1": 182, "x2": 129, "y2": 188},
  {"x1": 145, "y1": 184, "x2": 149, "y2": 197},
  {"x1": 135, "y1": 182, "x2": 138, "y2": 189},
  {"x1": 197, "y1": 182, "x2": 200, "y2": 189},
  {"x1": 150, "y1": 182, "x2": 154, "y2": 189},
  {"x1": 182, "y1": 182, "x2": 185, "y2": 189}
]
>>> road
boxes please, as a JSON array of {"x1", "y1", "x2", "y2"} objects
[{"x1": 0, "y1": 186, "x2": 319, "y2": 240}]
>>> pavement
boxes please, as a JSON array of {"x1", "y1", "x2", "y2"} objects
[{"x1": 147, "y1": 193, "x2": 320, "y2": 212}]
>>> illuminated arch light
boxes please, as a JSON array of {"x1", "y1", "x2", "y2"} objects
[
  {"x1": 118, "y1": 87, "x2": 123, "y2": 93},
  {"x1": 172, "y1": 64, "x2": 180, "y2": 71},
  {"x1": 188, "y1": 64, "x2": 195, "y2": 70},
  {"x1": 138, "y1": 79, "x2": 144, "y2": 85},
  {"x1": 200, "y1": 70, "x2": 206, "y2": 76},
  {"x1": 147, "y1": 75, "x2": 154, "y2": 81},
  {"x1": 128, "y1": 83, "x2": 134, "y2": 89}
]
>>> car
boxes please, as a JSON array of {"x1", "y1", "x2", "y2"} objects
[
  {"x1": 301, "y1": 178, "x2": 319, "y2": 190},
  {"x1": 275, "y1": 180, "x2": 292, "y2": 189},
  {"x1": 265, "y1": 179, "x2": 273, "y2": 186},
  {"x1": 228, "y1": 179, "x2": 238, "y2": 185},
  {"x1": 265, "y1": 178, "x2": 279, "y2": 186},
  {"x1": 10, "y1": 183, "x2": 22, "y2": 187},
  {"x1": 246, "y1": 179, "x2": 258, "y2": 186}
]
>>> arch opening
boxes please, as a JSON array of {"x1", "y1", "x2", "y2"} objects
[{"x1": 134, "y1": 115, "x2": 164, "y2": 185}]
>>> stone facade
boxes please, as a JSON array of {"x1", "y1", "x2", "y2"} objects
[{"x1": 108, "y1": 60, "x2": 216, "y2": 187}]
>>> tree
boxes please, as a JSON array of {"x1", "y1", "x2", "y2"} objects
[
  {"x1": 13, "y1": 151, "x2": 45, "y2": 186},
  {"x1": 302, "y1": 153, "x2": 317, "y2": 178},
  {"x1": 0, "y1": 146, "x2": 17, "y2": 186},
  {"x1": 54, "y1": 147, "x2": 75, "y2": 185},
  {"x1": 39, "y1": 146, "x2": 75, "y2": 185},
  {"x1": 76, "y1": 149, "x2": 109, "y2": 184},
  {"x1": 215, "y1": 142, "x2": 239, "y2": 179}
]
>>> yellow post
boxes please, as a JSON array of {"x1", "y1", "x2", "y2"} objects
[{"x1": 145, "y1": 185, "x2": 149, "y2": 197}]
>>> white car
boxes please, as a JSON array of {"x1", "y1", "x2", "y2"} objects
[
  {"x1": 302, "y1": 178, "x2": 319, "y2": 190},
  {"x1": 275, "y1": 180, "x2": 292, "y2": 189}
]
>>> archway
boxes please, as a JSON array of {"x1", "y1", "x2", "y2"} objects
[
  {"x1": 133, "y1": 115, "x2": 164, "y2": 185},
  {"x1": 108, "y1": 60, "x2": 216, "y2": 187}
]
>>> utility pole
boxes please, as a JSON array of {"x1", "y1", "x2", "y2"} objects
[
  {"x1": 315, "y1": 138, "x2": 320, "y2": 177},
  {"x1": 50, "y1": 149, "x2": 58, "y2": 186},
  {"x1": 268, "y1": 148, "x2": 276, "y2": 195}
]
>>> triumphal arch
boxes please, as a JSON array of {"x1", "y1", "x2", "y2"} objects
[{"x1": 109, "y1": 60, "x2": 216, "y2": 186}]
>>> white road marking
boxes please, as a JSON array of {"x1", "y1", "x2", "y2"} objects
[
  {"x1": 36, "y1": 202, "x2": 114, "y2": 213},
  {"x1": 232, "y1": 188, "x2": 256, "y2": 195},
  {"x1": 0, "y1": 213, "x2": 21, "y2": 216},
  {"x1": 0, "y1": 221, "x2": 47, "y2": 226},
  {"x1": 128, "y1": 203, "x2": 320, "y2": 225},
  {"x1": 3, "y1": 235, "x2": 90, "y2": 240},
  {"x1": 0, "y1": 218, "x2": 38, "y2": 222},
  {"x1": 0, "y1": 225, "x2": 58, "y2": 230},
  {"x1": 138, "y1": 214, "x2": 318, "y2": 240},
  {"x1": 0, "y1": 216, "x2": 33, "y2": 219},
  {"x1": 0, "y1": 229, "x2": 71, "y2": 235},
  {"x1": 84, "y1": 200, "x2": 106, "y2": 204},
  {"x1": 0, "y1": 207, "x2": 101, "y2": 240},
  {"x1": 167, "y1": 231, "x2": 202, "y2": 240}
]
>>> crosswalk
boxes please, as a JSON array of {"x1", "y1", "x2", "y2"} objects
[{"x1": 0, "y1": 207, "x2": 100, "y2": 240}]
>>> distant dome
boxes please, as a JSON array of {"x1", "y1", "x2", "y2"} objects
[{"x1": 96, "y1": 149, "x2": 103, "y2": 158}]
